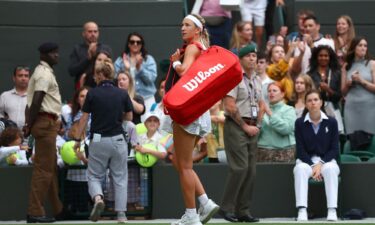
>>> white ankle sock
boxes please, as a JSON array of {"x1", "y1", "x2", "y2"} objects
[
  {"x1": 198, "y1": 194, "x2": 209, "y2": 206},
  {"x1": 185, "y1": 208, "x2": 197, "y2": 216}
]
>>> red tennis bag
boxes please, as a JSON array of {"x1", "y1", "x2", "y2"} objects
[{"x1": 163, "y1": 45, "x2": 242, "y2": 125}]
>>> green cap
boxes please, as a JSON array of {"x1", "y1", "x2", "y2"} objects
[{"x1": 238, "y1": 44, "x2": 257, "y2": 58}]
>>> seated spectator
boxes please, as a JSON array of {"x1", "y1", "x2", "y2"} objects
[
  {"x1": 294, "y1": 90, "x2": 340, "y2": 221},
  {"x1": 257, "y1": 82, "x2": 296, "y2": 162},
  {"x1": 229, "y1": 21, "x2": 257, "y2": 55},
  {"x1": 206, "y1": 101, "x2": 225, "y2": 163},
  {"x1": 63, "y1": 86, "x2": 91, "y2": 142},
  {"x1": 134, "y1": 112, "x2": 167, "y2": 160},
  {"x1": 0, "y1": 127, "x2": 28, "y2": 166},
  {"x1": 117, "y1": 71, "x2": 145, "y2": 125},
  {"x1": 266, "y1": 33, "x2": 288, "y2": 55},
  {"x1": 114, "y1": 32, "x2": 157, "y2": 115},
  {"x1": 150, "y1": 78, "x2": 167, "y2": 131},
  {"x1": 289, "y1": 74, "x2": 315, "y2": 118},
  {"x1": 341, "y1": 37, "x2": 375, "y2": 139},
  {"x1": 333, "y1": 15, "x2": 355, "y2": 66}
]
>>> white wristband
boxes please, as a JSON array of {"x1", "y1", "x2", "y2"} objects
[{"x1": 172, "y1": 61, "x2": 182, "y2": 69}]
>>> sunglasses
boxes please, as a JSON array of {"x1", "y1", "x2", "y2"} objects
[
  {"x1": 129, "y1": 40, "x2": 142, "y2": 45},
  {"x1": 16, "y1": 66, "x2": 30, "y2": 71}
]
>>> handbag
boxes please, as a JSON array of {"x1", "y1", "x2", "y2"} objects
[
  {"x1": 163, "y1": 45, "x2": 242, "y2": 125},
  {"x1": 220, "y1": 0, "x2": 243, "y2": 11},
  {"x1": 348, "y1": 130, "x2": 373, "y2": 150}
]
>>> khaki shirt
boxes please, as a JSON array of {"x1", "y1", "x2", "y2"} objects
[
  {"x1": 27, "y1": 61, "x2": 62, "y2": 117},
  {"x1": 225, "y1": 73, "x2": 262, "y2": 118}
]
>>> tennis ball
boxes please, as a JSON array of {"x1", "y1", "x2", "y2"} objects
[
  {"x1": 136, "y1": 123, "x2": 147, "y2": 135},
  {"x1": 135, "y1": 143, "x2": 158, "y2": 167},
  {"x1": 60, "y1": 141, "x2": 84, "y2": 165},
  {"x1": 6, "y1": 153, "x2": 20, "y2": 165}
]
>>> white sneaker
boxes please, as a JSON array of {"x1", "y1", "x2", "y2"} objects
[
  {"x1": 89, "y1": 199, "x2": 105, "y2": 222},
  {"x1": 117, "y1": 211, "x2": 127, "y2": 223},
  {"x1": 297, "y1": 208, "x2": 308, "y2": 221},
  {"x1": 327, "y1": 208, "x2": 338, "y2": 221},
  {"x1": 198, "y1": 199, "x2": 220, "y2": 224},
  {"x1": 171, "y1": 213, "x2": 202, "y2": 225}
]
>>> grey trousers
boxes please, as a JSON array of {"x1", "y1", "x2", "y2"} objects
[
  {"x1": 221, "y1": 119, "x2": 258, "y2": 217},
  {"x1": 87, "y1": 134, "x2": 128, "y2": 211}
]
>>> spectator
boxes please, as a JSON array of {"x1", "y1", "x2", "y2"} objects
[
  {"x1": 68, "y1": 21, "x2": 113, "y2": 89},
  {"x1": 256, "y1": 52, "x2": 273, "y2": 103},
  {"x1": 308, "y1": 45, "x2": 343, "y2": 132},
  {"x1": 296, "y1": 15, "x2": 335, "y2": 74},
  {"x1": 220, "y1": 44, "x2": 261, "y2": 223},
  {"x1": 206, "y1": 101, "x2": 225, "y2": 163},
  {"x1": 63, "y1": 86, "x2": 91, "y2": 141},
  {"x1": 341, "y1": 37, "x2": 375, "y2": 137},
  {"x1": 294, "y1": 90, "x2": 340, "y2": 222},
  {"x1": 229, "y1": 21, "x2": 257, "y2": 55},
  {"x1": 0, "y1": 65, "x2": 30, "y2": 128},
  {"x1": 240, "y1": 0, "x2": 267, "y2": 49},
  {"x1": 24, "y1": 42, "x2": 64, "y2": 223},
  {"x1": 0, "y1": 127, "x2": 28, "y2": 166},
  {"x1": 257, "y1": 82, "x2": 296, "y2": 162},
  {"x1": 266, "y1": 33, "x2": 288, "y2": 55},
  {"x1": 151, "y1": 78, "x2": 167, "y2": 131},
  {"x1": 266, "y1": 43, "x2": 300, "y2": 101},
  {"x1": 61, "y1": 87, "x2": 91, "y2": 214},
  {"x1": 117, "y1": 71, "x2": 145, "y2": 124},
  {"x1": 73, "y1": 59, "x2": 133, "y2": 223},
  {"x1": 192, "y1": 0, "x2": 232, "y2": 49},
  {"x1": 264, "y1": 0, "x2": 286, "y2": 38},
  {"x1": 114, "y1": 32, "x2": 157, "y2": 116},
  {"x1": 289, "y1": 74, "x2": 315, "y2": 118},
  {"x1": 333, "y1": 15, "x2": 356, "y2": 66},
  {"x1": 287, "y1": 9, "x2": 315, "y2": 42},
  {"x1": 134, "y1": 112, "x2": 167, "y2": 160}
]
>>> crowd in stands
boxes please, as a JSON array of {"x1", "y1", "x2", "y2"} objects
[{"x1": 0, "y1": 0, "x2": 375, "y2": 223}]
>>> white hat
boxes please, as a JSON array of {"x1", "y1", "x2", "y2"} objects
[{"x1": 144, "y1": 111, "x2": 161, "y2": 122}]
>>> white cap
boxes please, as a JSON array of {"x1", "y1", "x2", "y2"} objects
[{"x1": 144, "y1": 111, "x2": 161, "y2": 122}]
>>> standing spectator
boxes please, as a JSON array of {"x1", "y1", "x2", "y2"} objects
[
  {"x1": 73, "y1": 60, "x2": 133, "y2": 223},
  {"x1": 257, "y1": 82, "x2": 296, "y2": 162},
  {"x1": 287, "y1": 9, "x2": 314, "y2": 42},
  {"x1": 114, "y1": 32, "x2": 157, "y2": 117},
  {"x1": 117, "y1": 71, "x2": 145, "y2": 124},
  {"x1": 333, "y1": 15, "x2": 355, "y2": 66},
  {"x1": 0, "y1": 65, "x2": 30, "y2": 128},
  {"x1": 294, "y1": 90, "x2": 340, "y2": 221},
  {"x1": 308, "y1": 45, "x2": 343, "y2": 132},
  {"x1": 24, "y1": 42, "x2": 64, "y2": 223},
  {"x1": 256, "y1": 52, "x2": 273, "y2": 103},
  {"x1": 264, "y1": 0, "x2": 286, "y2": 38},
  {"x1": 289, "y1": 74, "x2": 315, "y2": 118},
  {"x1": 229, "y1": 21, "x2": 257, "y2": 55},
  {"x1": 192, "y1": 0, "x2": 232, "y2": 49},
  {"x1": 69, "y1": 21, "x2": 113, "y2": 89},
  {"x1": 341, "y1": 37, "x2": 375, "y2": 137},
  {"x1": 240, "y1": 0, "x2": 268, "y2": 49},
  {"x1": 220, "y1": 44, "x2": 261, "y2": 223},
  {"x1": 296, "y1": 15, "x2": 335, "y2": 74}
]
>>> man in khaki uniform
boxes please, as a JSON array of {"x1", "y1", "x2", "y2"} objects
[
  {"x1": 220, "y1": 44, "x2": 263, "y2": 223},
  {"x1": 24, "y1": 42, "x2": 64, "y2": 223}
]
